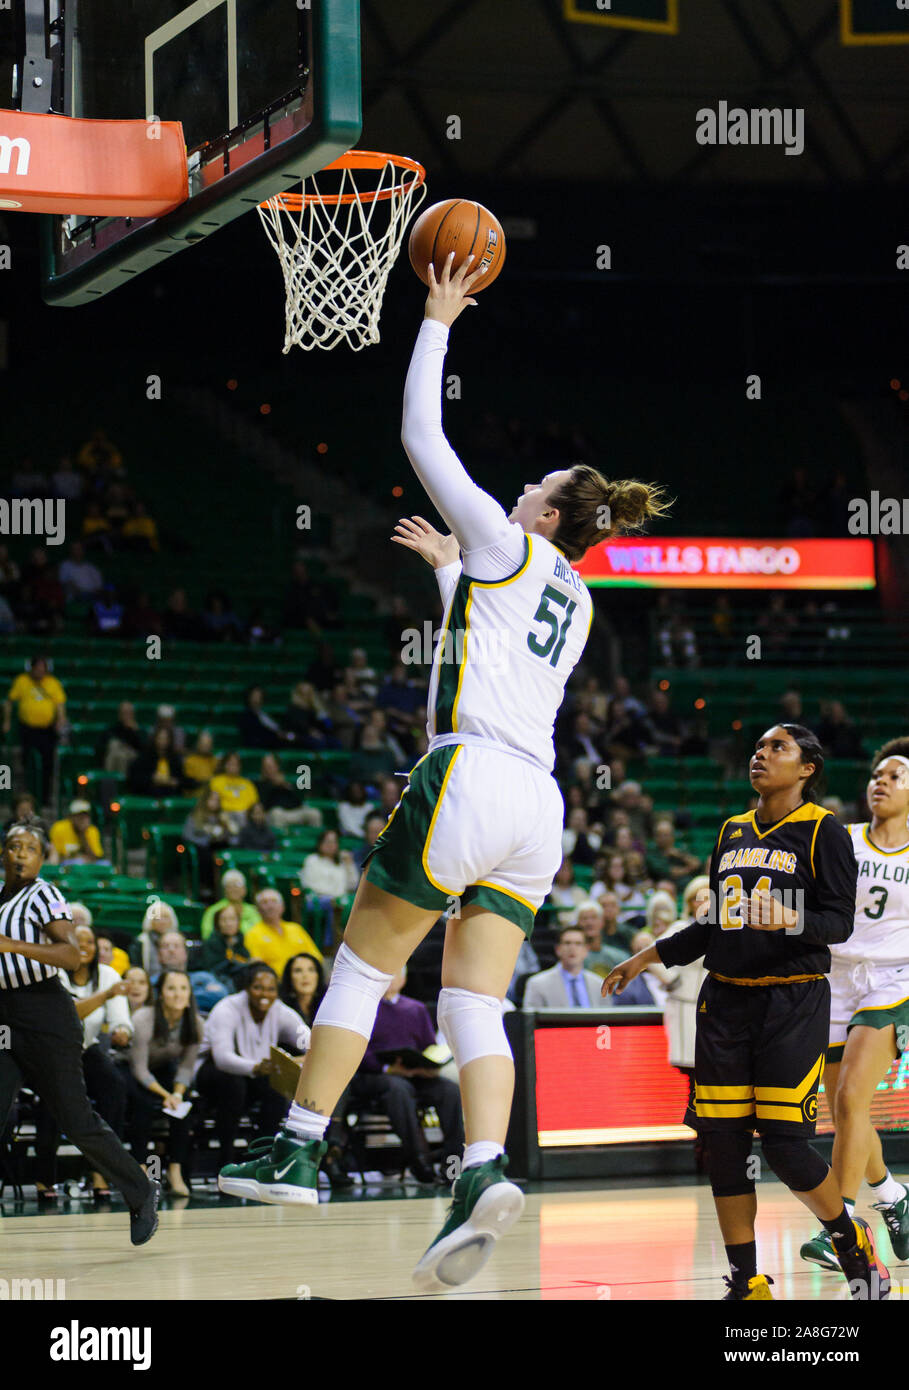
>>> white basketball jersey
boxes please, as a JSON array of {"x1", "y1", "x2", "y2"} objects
[
  {"x1": 832, "y1": 823, "x2": 909, "y2": 965},
  {"x1": 426, "y1": 532, "x2": 593, "y2": 772}
]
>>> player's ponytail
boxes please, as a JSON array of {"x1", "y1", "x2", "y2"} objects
[
  {"x1": 779, "y1": 723, "x2": 825, "y2": 802},
  {"x1": 547, "y1": 465, "x2": 672, "y2": 562}
]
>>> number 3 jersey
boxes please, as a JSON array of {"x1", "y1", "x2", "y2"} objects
[
  {"x1": 831, "y1": 823, "x2": 909, "y2": 966},
  {"x1": 656, "y1": 803, "x2": 857, "y2": 980},
  {"x1": 428, "y1": 534, "x2": 593, "y2": 772}
]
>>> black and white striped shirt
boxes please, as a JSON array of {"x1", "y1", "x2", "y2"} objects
[{"x1": 0, "y1": 878, "x2": 72, "y2": 990}]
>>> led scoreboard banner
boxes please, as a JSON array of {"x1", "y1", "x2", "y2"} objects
[
  {"x1": 576, "y1": 537, "x2": 876, "y2": 590},
  {"x1": 505, "y1": 1010, "x2": 909, "y2": 1180}
]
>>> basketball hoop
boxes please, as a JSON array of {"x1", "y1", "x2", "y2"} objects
[{"x1": 258, "y1": 150, "x2": 427, "y2": 353}]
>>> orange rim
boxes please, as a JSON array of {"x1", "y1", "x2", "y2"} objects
[{"x1": 260, "y1": 150, "x2": 426, "y2": 210}]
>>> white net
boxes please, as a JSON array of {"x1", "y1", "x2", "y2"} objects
[{"x1": 258, "y1": 153, "x2": 427, "y2": 353}]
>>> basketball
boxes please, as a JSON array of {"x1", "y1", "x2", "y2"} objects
[{"x1": 408, "y1": 199, "x2": 506, "y2": 292}]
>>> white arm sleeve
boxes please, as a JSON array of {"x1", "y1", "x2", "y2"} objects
[
  {"x1": 434, "y1": 560, "x2": 462, "y2": 609},
  {"x1": 401, "y1": 320, "x2": 527, "y2": 581}
]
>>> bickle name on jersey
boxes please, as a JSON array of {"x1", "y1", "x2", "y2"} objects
[{"x1": 553, "y1": 553, "x2": 584, "y2": 593}]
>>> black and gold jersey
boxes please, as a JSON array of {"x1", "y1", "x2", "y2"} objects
[{"x1": 656, "y1": 802, "x2": 856, "y2": 980}]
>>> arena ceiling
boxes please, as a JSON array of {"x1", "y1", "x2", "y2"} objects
[{"x1": 361, "y1": 0, "x2": 908, "y2": 184}]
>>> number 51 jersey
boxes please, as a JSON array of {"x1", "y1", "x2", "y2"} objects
[
  {"x1": 426, "y1": 531, "x2": 593, "y2": 773},
  {"x1": 832, "y1": 823, "x2": 909, "y2": 966}
]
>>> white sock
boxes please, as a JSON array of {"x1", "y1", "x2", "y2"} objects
[
  {"x1": 463, "y1": 1141, "x2": 504, "y2": 1170},
  {"x1": 869, "y1": 1170, "x2": 906, "y2": 1207},
  {"x1": 284, "y1": 1103, "x2": 329, "y2": 1143}
]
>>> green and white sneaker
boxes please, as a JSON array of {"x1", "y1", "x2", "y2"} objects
[
  {"x1": 799, "y1": 1228, "x2": 841, "y2": 1272},
  {"x1": 412, "y1": 1155, "x2": 525, "y2": 1294},
  {"x1": 873, "y1": 1185, "x2": 909, "y2": 1261},
  {"x1": 218, "y1": 1133, "x2": 326, "y2": 1206}
]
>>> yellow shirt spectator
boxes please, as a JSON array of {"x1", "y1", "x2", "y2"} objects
[
  {"x1": 184, "y1": 753, "x2": 217, "y2": 785},
  {"x1": 244, "y1": 919, "x2": 323, "y2": 974},
  {"x1": 210, "y1": 773, "x2": 259, "y2": 815},
  {"x1": 7, "y1": 672, "x2": 66, "y2": 729},
  {"x1": 51, "y1": 817, "x2": 104, "y2": 860}
]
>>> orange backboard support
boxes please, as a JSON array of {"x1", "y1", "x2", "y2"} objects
[{"x1": 0, "y1": 110, "x2": 187, "y2": 216}]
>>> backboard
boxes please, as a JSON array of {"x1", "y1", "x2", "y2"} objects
[{"x1": 32, "y1": 0, "x2": 361, "y2": 306}]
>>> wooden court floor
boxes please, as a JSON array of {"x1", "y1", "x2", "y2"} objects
[{"x1": 1, "y1": 1176, "x2": 906, "y2": 1301}]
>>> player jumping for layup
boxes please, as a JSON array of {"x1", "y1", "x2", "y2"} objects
[
  {"x1": 801, "y1": 738, "x2": 909, "y2": 1273},
  {"x1": 605, "y1": 724, "x2": 890, "y2": 1301},
  {"x1": 219, "y1": 251, "x2": 668, "y2": 1292}
]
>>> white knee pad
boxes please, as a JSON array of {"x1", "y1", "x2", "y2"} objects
[
  {"x1": 437, "y1": 987, "x2": 513, "y2": 1070},
  {"x1": 313, "y1": 943, "x2": 393, "y2": 1041}
]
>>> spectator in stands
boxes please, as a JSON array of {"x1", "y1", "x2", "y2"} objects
[
  {"x1": 562, "y1": 711, "x2": 606, "y2": 769},
  {"x1": 338, "y1": 780, "x2": 375, "y2": 839},
  {"x1": 345, "y1": 648, "x2": 379, "y2": 710},
  {"x1": 614, "y1": 780, "x2": 652, "y2": 843},
  {"x1": 183, "y1": 730, "x2": 217, "y2": 789},
  {"x1": 198, "y1": 903, "x2": 252, "y2": 985},
  {"x1": 321, "y1": 681, "x2": 362, "y2": 750},
  {"x1": 679, "y1": 715, "x2": 710, "y2": 758},
  {"x1": 122, "y1": 500, "x2": 160, "y2": 553},
  {"x1": 155, "y1": 930, "x2": 229, "y2": 1014},
  {"x1": 350, "y1": 965, "x2": 464, "y2": 1185},
  {"x1": 59, "y1": 540, "x2": 103, "y2": 603},
  {"x1": 11, "y1": 457, "x2": 48, "y2": 497},
  {"x1": 122, "y1": 588, "x2": 163, "y2": 639},
  {"x1": 646, "y1": 817, "x2": 702, "y2": 890},
  {"x1": 647, "y1": 688, "x2": 683, "y2": 757},
  {"x1": 50, "y1": 799, "x2": 106, "y2": 865},
  {"x1": 374, "y1": 660, "x2": 426, "y2": 750},
  {"x1": 758, "y1": 593, "x2": 799, "y2": 659},
  {"x1": 3, "y1": 656, "x2": 66, "y2": 810},
  {"x1": 547, "y1": 858, "x2": 589, "y2": 926},
  {"x1": 561, "y1": 807, "x2": 602, "y2": 866},
  {"x1": 595, "y1": 887, "x2": 637, "y2": 951},
  {"x1": 654, "y1": 596, "x2": 699, "y2": 667},
  {"x1": 3, "y1": 790, "x2": 38, "y2": 833},
  {"x1": 163, "y1": 588, "x2": 202, "y2": 641},
  {"x1": 282, "y1": 559, "x2": 322, "y2": 635},
  {"x1": 19, "y1": 548, "x2": 65, "y2": 637},
  {"x1": 822, "y1": 795, "x2": 849, "y2": 826},
  {"x1": 282, "y1": 681, "x2": 330, "y2": 748},
  {"x1": 128, "y1": 970, "x2": 202, "y2": 1196},
  {"x1": 593, "y1": 851, "x2": 632, "y2": 906},
  {"x1": 97, "y1": 699, "x2": 144, "y2": 776},
  {"x1": 129, "y1": 900, "x2": 179, "y2": 977},
  {"x1": 90, "y1": 583, "x2": 125, "y2": 636},
  {"x1": 63, "y1": 923, "x2": 133, "y2": 1198},
  {"x1": 237, "y1": 685, "x2": 293, "y2": 750},
  {"x1": 209, "y1": 751, "x2": 258, "y2": 817},
  {"x1": 199, "y1": 590, "x2": 241, "y2": 642},
  {"x1": 376, "y1": 775, "x2": 403, "y2": 820},
  {"x1": 77, "y1": 426, "x2": 123, "y2": 476},
  {"x1": 622, "y1": 851, "x2": 651, "y2": 917},
  {"x1": 200, "y1": 868, "x2": 259, "y2": 941},
  {"x1": 0, "y1": 593, "x2": 15, "y2": 635},
  {"x1": 0, "y1": 544, "x2": 21, "y2": 604},
  {"x1": 383, "y1": 594, "x2": 422, "y2": 662},
  {"x1": 95, "y1": 932, "x2": 130, "y2": 978},
  {"x1": 349, "y1": 709, "x2": 406, "y2": 786},
  {"x1": 299, "y1": 831, "x2": 357, "y2": 951},
  {"x1": 245, "y1": 888, "x2": 323, "y2": 974},
  {"x1": 125, "y1": 966, "x2": 152, "y2": 1014},
  {"x1": 603, "y1": 695, "x2": 652, "y2": 759},
  {"x1": 645, "y1": 890, "x2": 678, "y2": 940},
  {"x1": 611, "y1": 928, "x2": 675, "y2": 1008},
  {"x1": 52, "y1": 454, "x2": 83, "y2": 502},
  {"x1": 238, "y1": 802, "x2": 277, "y2": 852},
  {"x1": 523, "y1": 926, "x2": 610, "y2": 1008},
  {"x1": 660, "y1": 874, "x2": 711, "y2": 1127},
  {"x1": 127, "y1": 726, "x2": 187, "y2": 797},
  {"x1": 182, "y1": 787, "x2": 238, "y2": 894},
  {"x1": 153, "y1": 704, "x2": 187, "y2": 754},
  {"x1": 81, "y1": 499, "x2": 113, "y2": 552},
  {"x1": 613, "y1": 825, "x2": 635, "y2": 856},
  {"x1": 817, "y1": 699, "x2": 865, "y2": 760},
  {"x1": 506, "y1": 937, "x2": 541, "y2": 1005},
  {"x1": 103, "y1": 480, "x2": 132, "y2": 534},
  {"x1": 577, "y1": 901, "x2": 629, "y2": 976},
  {"x1": 195, "y1": 964, "x2": 308, "y2": 1174},
  {"x1": 306, "y1": 640, "x2": 343, "y2": 692},
  {"x1": 256, "y1": 752, "x2": 322, "y2": 829},
  {"x1": 279, "y1": 952, "x2": 326, "y2": 1028},
  {"x1": 354, "y1": 811, "x2": 387, "y2": 872}
]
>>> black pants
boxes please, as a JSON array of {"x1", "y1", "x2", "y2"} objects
[
  {"x1": 128, "y1": 1062, "x2": 193, "y2": 1168},
  {"x1": 0, "y1": 979, "x2": 150, "y2": 1207},
  {"x1": 19, "y1": 724, "x2": 57, "y2": 807},
  {"x1": 349, "y1": 1073, "x2": 464, "y2": 1168},
  {"x1": 194, "y1": 1058, "x2": 289, "y2": 1167},
  {"x1": 33, "y1": 1043, "x2": 130, "y2": 1186}
]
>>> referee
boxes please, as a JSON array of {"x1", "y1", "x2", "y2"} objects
[
  {"x1": 0, "y1": 820, "x2": 158, "y2": 1243},
  {"x1": 606, "y1": 723, "x2": 888, "y2": 1301}
]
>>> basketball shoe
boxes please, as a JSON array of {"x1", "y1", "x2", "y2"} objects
[
  {"x1": 722, "y1": 1274, "x2": 774, "y2": 1300},
  {"x1": 412, "y1": 1155, "x2": 524, "y2": 1293},
  {"x1": 218, "y1": 1134, "x2": 326, "y2": 1205}
]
